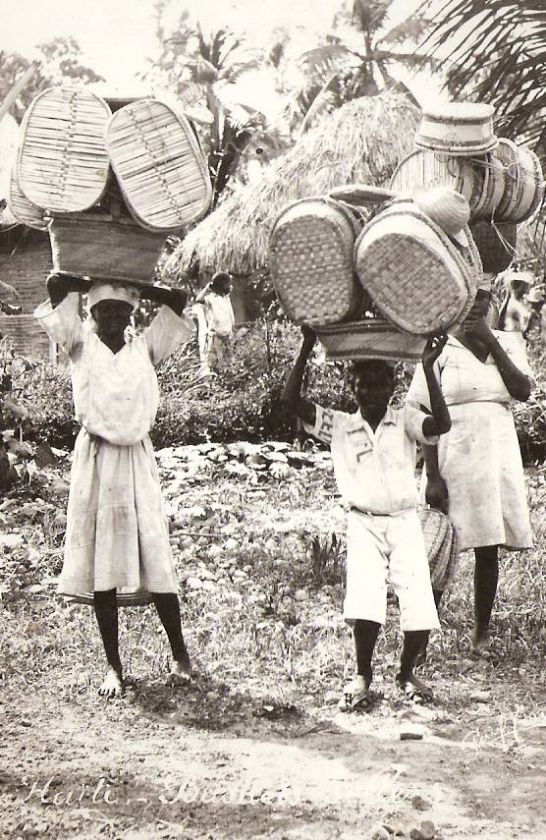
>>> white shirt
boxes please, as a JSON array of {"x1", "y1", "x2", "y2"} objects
[
  {"x1": 35, "y1": 294, "x2": 194, "y2": 446},
  {"x1": 203, "y1": 292, "x2": 235, "y2": 337},
  {"x1": 304, "y1": 403, "x2": 438, "y2": 515}
]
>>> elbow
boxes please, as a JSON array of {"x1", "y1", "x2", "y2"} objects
[
  {"x1": 436, "y1": 417, "x2": 451, "y2": 435},
  {"x1": 512, "y1": 380, "x2": 532, "y2": 402}
]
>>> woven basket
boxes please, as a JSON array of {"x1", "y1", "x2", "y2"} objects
[
  {"x1": 418, "y1": 507, "x2": 459, "y2": 592},
  {"x1": 17, "y1": 87, "x2": 111, "y2": 213},
  {"x1": 414, "y1": 103, "x2": 497, "y2": 156},
  {"x1": 494, "y1": 139, "x2": 544, "y2": 223},
  {"x1": 470, "y1": 154, "x2": 505, "y2": 221},
  {"x1": 49, "y1": 215, "x2": 166, "y2": 283},
  {"x1": 105, "y1": 98, "x2": 212, "y2": 231},
  {"x1": 8, "y1": 165, "x2": 47, "y2": 230},
  {"x1": 315, "y1": 318, "x2": 426, "y2": 361},
  {"x1": 390, "y1": 149, "x2": 482, "y2": 215},
  {"x1": 269, "y1": 197, "x2": 362, "y2": 327},
  {"x1": 354, "y1": 200, "x2": 478, "y2": 334},
  {"x1": 65, "y1": 589, "x2": 154, "y2": 607},
  {"x1": 469, "y1": 220, "x2": 517, "y2": 273}
]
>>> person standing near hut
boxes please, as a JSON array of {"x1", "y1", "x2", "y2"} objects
[
  {"x1": 35, "y1": 273, "x2": 194, "y2": 698},
  {"x1": 283, "y1": 327, "x2": 451, "y2": 710},
  {"x1": 195, "y1": 272, "x2": 235, "y2": 376}
]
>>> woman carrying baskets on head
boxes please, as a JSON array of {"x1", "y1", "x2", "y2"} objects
[
  {"x1": 35, "y1": 274, "x2": 195, "y2": 698},
  {"x1": 406, "y1": 284, "x2": 534, "y2": 656}
]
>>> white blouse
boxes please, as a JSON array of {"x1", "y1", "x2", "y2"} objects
[{"x1": 35, "y1": 293, "x2": 194, "y2": 445}]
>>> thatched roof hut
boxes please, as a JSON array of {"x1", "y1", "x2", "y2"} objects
[{"x1": 165, "y1": 91, "x2": 419, "y2": 280}]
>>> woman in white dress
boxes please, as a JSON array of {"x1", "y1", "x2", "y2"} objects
[
  {"x1": 35, "y1": 274, "x2": 195, "y2": 697},
  {"x1": 407, "y1": 288, "x2": 533, "y2": 654}
]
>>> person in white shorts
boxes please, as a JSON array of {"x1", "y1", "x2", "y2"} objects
[{"x1": 282, "y1": 327, "x2": 451, "y2": 710}]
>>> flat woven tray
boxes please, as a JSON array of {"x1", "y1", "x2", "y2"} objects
[
  {"x1": 17, "y1": 87, "x2": 111, "y2": 213},
  {"x1": 269, "y1": 197, "x2": 362, "y2": 327},
  {"x1": 105, "y1": 99, "x2": 212, "y2": 231},
  {"x1": 315, "y1": 318, "x2": 426, "y2": 361},
  {"x1": 494, "y1": 139, "x2": 544, "y2": 224},
  {"x1": 390, "y1": 149, "x2": 482, "y2": 217},
  {"x1": 8, "y1": 164, "x2": 47, "y2": 230},
  {"x1": 49, "y1": 214, "x2": 166, "y2": 283},
  {"x1": 469, "y1": 220, "x2": 517, "y2": 274},
  {"x1": 354, "y1": 200, "x2": 478, "y2": 334}
]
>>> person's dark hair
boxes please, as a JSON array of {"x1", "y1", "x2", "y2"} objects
[
  {"x1": 210, "y1": 272, "x2": 233, "y2": 293},
  {"x1": 349, "y1": 359, "x2": 395, "y2": 382}
]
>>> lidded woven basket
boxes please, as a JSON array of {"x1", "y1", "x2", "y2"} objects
[
  {"x1": 269, "y1": 197, "x2": 362, "y2": 327},
  {"x1": 17, "y1": 87, "x2": 111, "y2": 213},
  {"x1": 414, "y1": 103, "x2": 497, "y2": 156},
  {"x1": 315, "y1": 318, "x2": 426, "y2": 361},
  {"x1": 469, "y1": 220, "x2": 517, "y2": 273},
  {"x1": 48, "y1": 214, "x2": 166, "y2": 284},
  {"x1": 390, "y1": 149, "x2": 482, "y2": 217},
  {"x1": 354, "y1": 199, "x2": 479, "y2": 334},
  {"x1": 493, "y1": 139, "x2": 544, "y2": 224},
  {"x1": 105, "y1": 98, "x2": 212, "y2": 231}
]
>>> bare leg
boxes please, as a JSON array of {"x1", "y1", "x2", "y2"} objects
[
  {"x1": 94, "y1": 589, "x2": 123, "y2": 698},
  {"x1": 153, "y1": 593, "x2": 192, "y2": 680},
  {"x1": 414, "y1": 589, "x2": 443, "y2": 667},
  {"x1": 472, "y1": 545, "x2": 499, "y2": 653},
  {"x1": 397, "y1": 630, "x2": 433, "y2": 701},
  {"x1": 340, "y1": 620, "x2": 380, "y2": 710}
]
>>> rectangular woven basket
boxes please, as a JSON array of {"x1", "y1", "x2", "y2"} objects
[
  {"x1": 49, "y1": 215, "x2": 166, "y2": 283},
  {"x1": 316, "y1": 318, "x2": 426, "y2": 361}
]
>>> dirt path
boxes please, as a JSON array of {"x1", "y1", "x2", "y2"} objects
[{"x1": 2, "y1": 671, "x2": 546, "y2": 840}]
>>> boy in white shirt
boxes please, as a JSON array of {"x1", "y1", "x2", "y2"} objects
[{"x1": 282, "y1": 327, "x2": 451, "y2": 710}]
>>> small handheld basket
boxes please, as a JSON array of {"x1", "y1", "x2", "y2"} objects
[{"x1": 418, "y1": 506, "x2": 459, "y2": 592}]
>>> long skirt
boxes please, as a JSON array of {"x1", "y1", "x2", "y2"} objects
[
  {"x1": 425, "y1": 401, "x2": 532, "y2": 552},
  {"x1": 58, "y1": 429, "x2": 177, "y2": 596}
]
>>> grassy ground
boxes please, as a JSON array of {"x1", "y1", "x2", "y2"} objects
[{"x1": 1, "y1": 444, "x2": 546, "y2": 838}]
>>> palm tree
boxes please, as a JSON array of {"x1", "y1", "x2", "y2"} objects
[
  {"x1": 146, "y1": 9, "x2": 269, "y2": 206},
  {"x1": 421, "y1": 0, "x2": 546, "y2": 148},
  {"x1": 286, "y1": 0, "x2": 433, "y2": 132}
]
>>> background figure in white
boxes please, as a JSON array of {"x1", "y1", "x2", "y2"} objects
[
  {"x1": 195, "y1": 272, "x2": 235, "y2": 376},
  {"x1": 498, "y1": 270, "x2": 536, "y2": 336}
]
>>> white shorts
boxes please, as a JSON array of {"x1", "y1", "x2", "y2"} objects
[{"x1": 344, "y1": 508, "x2": 440, "y2": 632}]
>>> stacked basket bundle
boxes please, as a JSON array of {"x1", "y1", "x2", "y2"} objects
[
  {"x1": 390, "y1": 103, "x2": 544, "y2": 275},
  {"x1": 269, "y1": 183, "x2": 481, "y2": 361},
  {"x1": 7, "y1": 87, "x2": 212, "y2": 286}
]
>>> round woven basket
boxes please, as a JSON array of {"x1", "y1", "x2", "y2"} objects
[
  {"x1": 494, "y1": 139, "x2": 544, "y2": 223},
  {"x1": 106, "y1": 98, "x2": 212, "y2": 232},
  {"x1": 470, "y1": 154, "x2": 505, "y2": 221},
  {"x1": 354, "y1": 200, "x2": 478, "y2": 334},
  {"x1": 17, "y1": 86, "x2": 111, "y2": 214},
  {"x1": 315, "y1": 317, "x2": 426, "y2": 361},
  {"x1": 49, "y1": 214, "x2": 166, "y2": 283},
  {"x1": 390, "y1": 149, "x2": 482, "y2": 215},
  {"x1": 469, "y1": 220, "x2": 517, "y2": 273},
  {"x1": 414, "y1": 103, "x2": 497, "y2": 156},
  {"x1": 269, "y1": 197, "x2": 362, "y2": 327}
]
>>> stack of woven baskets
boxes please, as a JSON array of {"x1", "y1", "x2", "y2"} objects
[
  {"x1": 8, "y1": 87, "x2": 212, "y2": 284},
  {"x1": 391, "y1": 103, "x2": 544, "y2": 275}
]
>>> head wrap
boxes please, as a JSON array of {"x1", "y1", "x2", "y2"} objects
[{"x1": 87, "y1": 283, "x2": 140, "y2": 311}]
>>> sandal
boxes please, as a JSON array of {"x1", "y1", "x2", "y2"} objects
[
  {"x1": 338, "y1": 675, "x2": 372, "y2": 712},
  {"x1": 396, "y1": 673, "x2": 433, "y2": 703}
]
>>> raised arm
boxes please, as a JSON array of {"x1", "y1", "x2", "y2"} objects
[
  {"x1": 281, "y1": 326, "x2": 317, "y2": 427},
  {"x1": 140, "y1": 285, "x2": 188, "y2": 316},
  {"x1": 421, "y1": 333, "x2": 451, "y2": 437},
  {"x1": 463, "y1": 313, "x2": 531, "y2": 401},
  {"x1": 46, "y1": 273, "x2": 91, "y2": 308}
]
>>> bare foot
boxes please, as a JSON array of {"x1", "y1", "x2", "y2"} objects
[
  {"x1": 471, "y1": 629, "x2": 491, "y2": 656},
  {"x1": 98, "y1": 667, "x2": 123, "y2": 699},
  {"x1": 396, "y1": 672, "x2": 433, "y2": 703},
  {"x1": 167, "y1": 660, "x2": 193, "y2": 686}
]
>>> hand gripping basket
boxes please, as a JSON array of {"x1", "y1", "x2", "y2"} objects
[
  {"x1": 469, "y1": 220, "x2": 517, "y2": 274},
  {"x1": 268, "y1": 197, "x2": 362, "y2": 327},
  {"x1": 418, "y1": 506, "x2": 459, "y2": 592},
  {"x1": 494, "y1": 139, "x2": 544, "y2": 224},
  {"x1": 105, "y1": 98, "x2": 212, "y2": 231},
  {"x1": 315, "y1": 318, "x2": 426, "y2": 362},
  {"x1": 354, "y1": 199, "x2": 480, "y2": 334},
  {"x1": 48, "y1": 214, "x2": 166, "y2": 284},
  {"x1": 16, "y1": 87, "x2": 111, "y2": 213}
]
